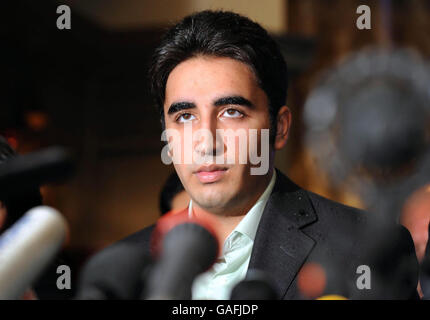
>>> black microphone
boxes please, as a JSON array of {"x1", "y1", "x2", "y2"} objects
[
  {"x1": 230, "y1": 269, "x2": 277, "y2": 300},
  {"x1": 144, "y1": 222, "x2": 218, "y2": 300},
  {"x1": 420, "y1": 223, "x2": 430, "y2": 299},
  {"x1": 0, "y1": 147, "x2": 75, "y2": 195},
  {"x1": 75, "y1": 242, "x2": 153, "y2": 300}
]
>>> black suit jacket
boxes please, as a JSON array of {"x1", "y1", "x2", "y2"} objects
[{"x1": 114, "y1": 169, "x2": 419, "y2": 299}]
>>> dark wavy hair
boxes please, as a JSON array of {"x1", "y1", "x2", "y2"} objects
[
  {"x1": 149, "y1": 10, "x2": 288, "y2": 141},
  {"x1": 0, "y1": 136, "x2": 43, "y2": 231}
]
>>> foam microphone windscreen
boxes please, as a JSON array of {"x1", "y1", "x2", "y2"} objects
[
  {"x1": 75, "y1": 242, "x2": 152, "y2": 300},
  {"x1": 144, "y1": 209, "x2": 219, "y2": 299},
  {"x1": 230, "y1": 269, "x2": 277, "y2": 300}
]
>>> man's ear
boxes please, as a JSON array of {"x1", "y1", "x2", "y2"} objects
[{"x1": 274, "y1": 106, "x2": 292, "y2": 150}]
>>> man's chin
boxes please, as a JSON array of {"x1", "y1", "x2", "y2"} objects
[{"x1": 192, "y1": 193, "x2": 232, "y2": 212}]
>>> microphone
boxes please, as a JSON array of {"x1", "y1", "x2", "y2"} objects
[
  {"x1": 230, "y1": 269, "x2": 277, "y2": 300},
  {"x1": 0, "y1": 147, "x2": 75, "y2": 195},
  {"x1": 0, "y1": 206, "x2": 67, "y2": 299},
  {"x1": 144, "y1": 211, "x2": 219, "y2": 300},
  {"x1": 297, "y1": 262, "x2": 327, "y2": 299},
  {"x1": 75, "y1": 242, "x2": 153, "y2": 300}
]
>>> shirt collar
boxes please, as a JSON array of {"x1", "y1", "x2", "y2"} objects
[
  {"x1": 188, "y1": 170, "x2": 277, "y2": 242},
  {"x1": 233, "y1": 170, "x2": 276, "y2": 241}
]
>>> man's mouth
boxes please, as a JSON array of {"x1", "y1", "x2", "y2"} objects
[{"x1": 194, "y1": 165, "x2": 228, "y2": 183}]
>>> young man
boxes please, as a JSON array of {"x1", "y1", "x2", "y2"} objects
[{"x1": 94, "y1": 11, "x2": 419, "y2": 299}]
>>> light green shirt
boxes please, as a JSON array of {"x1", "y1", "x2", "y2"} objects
[{"x1": 190, "y1": 171, "x2": 277, "y2": 300}]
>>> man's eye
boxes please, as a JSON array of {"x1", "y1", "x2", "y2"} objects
[
  {"x1": 177, "y1": 113, "x2": 195, "y2": 123},
  {"x1": 222, "y1": 109, "x2": 243, "y2": 118}
]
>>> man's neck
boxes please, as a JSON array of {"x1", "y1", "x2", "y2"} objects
[{"x1": 190, "y1": 169, "x2": 274, "y2": 245}]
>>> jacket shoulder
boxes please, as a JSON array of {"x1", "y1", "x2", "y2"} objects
[
  {"x1": 305, "y1": 190, "x2": 367, "y2": 225},
  {"x1": 301, "y1": 190, "x2": 418, "y2": 299},
  {"x1": 91, "y1": 224, "x2": 156, "y2": 260},
  {"x1": 117, "y1": 224, "x2": 156, "y2": 248}
]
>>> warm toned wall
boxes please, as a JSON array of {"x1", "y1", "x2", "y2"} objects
[{"x1": 63, "y1": 0, "x2": 287, "y2": 33}]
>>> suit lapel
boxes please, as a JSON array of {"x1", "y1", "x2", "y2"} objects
[{"x1": 247, "y1": 170, "x2": 318, "y2": 299}]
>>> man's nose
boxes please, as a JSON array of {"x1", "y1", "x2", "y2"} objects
[{"x1": 194, "y1": 116, "x2": 223, "y2": 157}]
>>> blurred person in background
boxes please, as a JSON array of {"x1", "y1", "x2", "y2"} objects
[
  {"x1": 401, "y1": 185, "x2": 430, "y2": 298},
  {"x1": 159, "y1": 171, "x2": 190, "y2": 215},
  {"x1": 0, "y1": 135, "x2": 71, "y2": 299}
]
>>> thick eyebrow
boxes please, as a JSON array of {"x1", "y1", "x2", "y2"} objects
[
  {"x1": 167, "y1": 101, "x2": 196, "y2": 115},
  {"x1": 213, "y1": 96, "x2": 254, "y2": 108},
  {"x1": 167, "y1": 96, "x2": 253, "y2": 115}
]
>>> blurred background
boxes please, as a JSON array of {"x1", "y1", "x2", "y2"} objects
[{"x1": 1, "y1": 0, "x2": 430, "y2": 281}]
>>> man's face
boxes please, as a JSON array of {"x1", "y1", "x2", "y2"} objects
[{"x1": 163, "y1": 56, "x2": 284, "y2": 216}]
